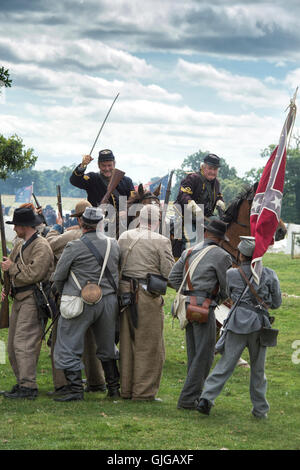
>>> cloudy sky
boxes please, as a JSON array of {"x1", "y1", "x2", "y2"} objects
[{"x1": 1, "y1": 0, "x2": 300, "y2": 183}]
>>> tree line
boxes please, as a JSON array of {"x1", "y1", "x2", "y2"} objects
[{"x1": 0, "y1": 133, "x2": 299, "y2": 223}]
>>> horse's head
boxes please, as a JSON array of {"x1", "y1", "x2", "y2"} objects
[
  {"x1": 127, "y1": 183, "x2": 162, "y2": 228},
  {"x1": 127, "y1": 183, "x2": 161, "y2": 207},
  {"x1": 275, "y1": 219, "x2": 287, "y2": 241}
]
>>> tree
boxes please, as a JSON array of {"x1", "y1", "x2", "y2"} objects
[
  {"x1": 259, "y1": 139, "x2": 300, "y2": 224},
  {"x1": 0, "y1": 134, "x2": 38, "y2": 179},
  {"x1": 0, "y1": 66, "x2": 12, "y2": 90}
]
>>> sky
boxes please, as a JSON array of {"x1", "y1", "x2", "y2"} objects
[{"x1": 0, "y1": 0, "x2": 300, "y2": 184}]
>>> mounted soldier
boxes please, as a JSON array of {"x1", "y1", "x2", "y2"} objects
[
  {"x1": 69, "y1": 149, "x2": 135, "y2": 237},
  {"x1": 173, "y1": 153, "x2": 226, "y2": 257}
]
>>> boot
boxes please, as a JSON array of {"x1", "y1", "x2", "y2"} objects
[
  {"x1": 4, "y1": 386, "x2": 38, "y2": 400},
  {"x1": 54, "y1": 370, "x2": 84, "y2": 402},
  {"x1": 47, "y1": 385, "x2": 71, "y2": 397},
  {"x1": 101, "y1": 360, "x2": 120, "y2": 398}
]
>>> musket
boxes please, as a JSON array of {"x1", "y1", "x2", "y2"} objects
[
  {"x1": 32, "y1": 193, "x2": 47, "y2": 225},
  {"x1": 56, "y1": 185, "x2": 63, "y2": 220},
  {"x1": 0, "y1": 195, "x2": 10, "y2": 329},
  {"x1": 89, "y1": 93, "x2": 120, "y2": 156},
  {"x1": 100, "y1": 168, "x2": 125, "y2": 205}
]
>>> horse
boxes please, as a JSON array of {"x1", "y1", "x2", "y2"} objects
[
  {"x1": 126, "y1": 182, "x2": 287, "y2": 263},
  {"x1": 126, "y1": 182, "x2": 162, "y2": 228},
  {"x1": 220, "y1": 184, "x2": 287, "y2": 263}
]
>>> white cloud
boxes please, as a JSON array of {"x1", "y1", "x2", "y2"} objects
[{"x1": 176, "y1": 59, "x2": 290, "y2": 109}]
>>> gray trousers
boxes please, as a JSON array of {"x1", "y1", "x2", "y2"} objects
[
  {"x1": 54, "y1": 294, "x2": 119, "y2": 371},
  {"x1": 177, "y1": 309, "x2": 216, "y2": 408},
  {"x1": 200, "y1": 330, "x2": 269, "y2": 417}
]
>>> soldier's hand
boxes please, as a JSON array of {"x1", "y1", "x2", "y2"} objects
[
  {"x1": 1, "y1": 257, "x2": 12, "y2": 272},
  {"x1": 1, "y1": 288, "x2": 6, "y2": 302},
  {"x1": 188, "y1": 200, "x2": 203, "y2": 218},
  {"x1": 216, "y1": 200, "x2": 226, "y2": 211},
  {"x1": 56, "y1": 212, "x2": 63, "y2": 226},
  {"x1": 80, "y1": 154, "x2": 94, "y2": 168}
]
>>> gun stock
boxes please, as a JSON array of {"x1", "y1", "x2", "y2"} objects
[
  {"x1": 56, "y1": 185, "x2": 63, "y2": 219},
  {"x1": 100, "y1": 169, "x2": 125, "y2": 205},
  {"x1": 0, "y1": 194, "x2": 10, "y2": 329},
  {"x1": 32, "y1": 193, "x2": 47, "y2": 225}
]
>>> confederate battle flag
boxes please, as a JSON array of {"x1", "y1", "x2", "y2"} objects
[{"x1": 250, "y1": 90, "x2": 298, "y2": 284}]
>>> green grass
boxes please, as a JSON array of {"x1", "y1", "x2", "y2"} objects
[{"x1": 0, "y1": 253, "x2": 299, "y2": 450}]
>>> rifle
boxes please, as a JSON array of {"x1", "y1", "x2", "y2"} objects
[
  {"x1": 0, "y1": 195, "x2": 10, "y2": 329},
  {"x1": 32, "y1": 193, "x2": 47, "y2": 225},
  {"x1": 100, "y1": 168, "x2": 125, "y2": 205},
  {"x1": 56, "y1": 185, "x2": 63, "y2": 220}
]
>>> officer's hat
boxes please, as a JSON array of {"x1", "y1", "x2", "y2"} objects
[
  {"x1": 98, "y1": 149, "x2": 115, "y2": 162},
  {"x1": 203, "y1": 154, "x2": 221, "y2": 168}
]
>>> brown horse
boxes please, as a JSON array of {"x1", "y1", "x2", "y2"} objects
[
  {"x1": 126, "y1": 183, "x2": 162, "y2": 228},
  {"x1": 220, "y1": 184, "x2": 287, "y2": 262}
]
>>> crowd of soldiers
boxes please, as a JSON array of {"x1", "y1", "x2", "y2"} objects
[{"x1": 0, "y1": 148, "x2": 282, "y2": 419}]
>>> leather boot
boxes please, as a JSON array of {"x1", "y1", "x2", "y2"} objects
[
  {"x1": 101, "y1": 360, "x2": 120, "y2": 398},
  {"x1": 54, "y1": 370, "x2": 84, "y2": 402},
  {"x1": 4, "y1": 386, "x2": 38, "y2": 400}
]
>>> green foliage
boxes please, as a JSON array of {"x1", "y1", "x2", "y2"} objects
[
  {"x1": 0, "y1": 67, "x2": 12, "y2": 89},
  {"x1": 0, "y1": 164, "x2": 85, "y2": 198},
  {"x1": 0, "y1": 134, "x2": 37, "y2": 180}
]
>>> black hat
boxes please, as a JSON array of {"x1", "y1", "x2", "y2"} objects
[
  {"x1": 205, "y1": 218, "x2": 229, "y2": 241},
  {"x1": 204, "y1": 154, "x2": 221, "y2": 168},
  {"x1": 98, "y1": 149, "x2": 115, "y2": 162},
  {"x1": 6, "y1": 207, "x2": 43, "y2": 227},
  {"x1": 82, "y1": 207, "x2": 104, "y2": 225}
]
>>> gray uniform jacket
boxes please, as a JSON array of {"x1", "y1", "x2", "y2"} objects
[
  {"x1": 226, "y1": 262, "x2": 282, "y2": 334},
  {"x1": 53, "y1": 231, "x2": 120, "y2": 297},
  {"x1": 168, "y1": 239, "x2": 232, "y2": 306}
]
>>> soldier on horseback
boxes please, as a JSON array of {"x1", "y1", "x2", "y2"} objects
[{"x1": 172, "y1": 153, "x2": 226, "y2": 257}]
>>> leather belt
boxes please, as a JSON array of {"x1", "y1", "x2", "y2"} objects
[
  {"x1": 183, "y1": 290, "x2": 210, "y2": 297},
  {"x1": 122, "y1": 275, "x2": 147, "y2": 284},
  {"x1": 13, "y1": 284, "x2": 36, "y2": 294}
]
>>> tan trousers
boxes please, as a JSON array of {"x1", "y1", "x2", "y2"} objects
[
  {"x1": 8, "y1": 295, "x2": 43, "y2": 389},
  {"x1": 119, "y1": 286, "x2": 165, "y2": 400}
]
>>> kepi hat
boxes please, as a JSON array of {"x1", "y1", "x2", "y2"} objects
[
  {"x1": 204, "y1": 153, "x2": 221, "y2": 168},
  {"x1": 82, "y1": 207, "x2": 104, "y2": 225},
  {"x1": 238, "y1": 236, "x2": 255, "y2": 257},
  {"x1": 98, "y1": 149, "x2": 115, "y2": 162}
]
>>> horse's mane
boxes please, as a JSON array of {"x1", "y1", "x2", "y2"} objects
[
  {"x1": 127, "y1": 183, "x2": 161, "y2": 207},
  {"x1": 222, "y1": 183, "x2": 258, "y2": 224}
]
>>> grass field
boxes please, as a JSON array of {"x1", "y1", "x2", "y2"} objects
[
  {"x1": 1, "y1": 194, "x2": 83, "y2": 214},
  {"x1": 0, "y1": 253, "x2": 299, "y2": 451}
]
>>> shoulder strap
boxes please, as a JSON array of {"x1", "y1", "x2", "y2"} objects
[
  {"x1": 119, "y1": 232, "x2": 145, "y2": 277},
  {"x1": 177, "y1": 245, "x2": 216, "y2": 295},
  {"x1": 238, "y1": 266, "x2": 269, "y2": 310},
  {"x1": 81, "y1": 236, "x2": 117, "y2": 291}
]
